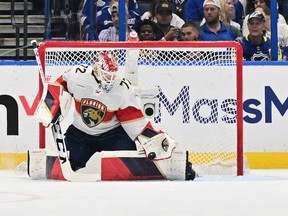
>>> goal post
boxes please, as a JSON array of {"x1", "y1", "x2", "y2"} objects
[{"x1": 36, "y1": 41, "x2": 244, "y2": 176}]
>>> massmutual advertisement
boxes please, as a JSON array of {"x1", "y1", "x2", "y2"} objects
[{"x1": 0, "y1": 62, "x2": 288, "y2": 169}]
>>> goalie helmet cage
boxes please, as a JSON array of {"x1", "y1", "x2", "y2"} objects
[{"x1": 37, "y1": 41, "x2": 244, "y2": 176}]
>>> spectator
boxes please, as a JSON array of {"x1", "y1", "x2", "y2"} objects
[
  {"x1": 66, "y1": 0, "x2": 83, "y2": 40},
  {"x1": 220, "y1": 0, "x2": 241, "y2": 31},
  {"x1": 200, "y1": 0, "x2": 242, "y2": 32},
  {"x1": 95, "y1": 0, "x2": 109, "y2": 11},
  {"x1": 185, "y1": 0, "x2": 244, "y2": 27},
  {"x1": 141, "y1": 0, "x2": 185, "y2": 29},
  {"x1": 94, "y1": 0, "x2": 139, "y2": 11},
  {"x1": 179, "y1": 21, "x2": 202, "y2": 60},
  {"x1": 245, "y1": 0, "x2": 256, "y2": 15},
  {"x1": 255, "y1": 5, "x2": 288, "y2": 60},
  {"x1": 170, "y1": 0, "x2": 188, "y2": 20},
  {"x1": 242, "y1": 0, "x2": 287, "y2": 36},
  {"x1": 180, "y1": 21, "x2": 200, "y2": 41},
  {"x1": 178, "y1": 21, "x2": 202, "y2": 60},
  {"x1": 96, "y1": 0, "x2": 141, "y2": 34},
  {"x1": 155, "y1": 1, "x2": 182, "y2": 41},
  {"x1": 133, "y1": 19, "x2": 164, "y2": 60},
  {"x1": 185, "y1": 0, "x2": 205, "y2": 24},
  {"x1": 80, "y1": 0, "x2": 141, "y2": 40},
  {"x1": 80, "y1": 0, "x2": 109, "y2": 12},
  {"x1": 239, "y1": 11, "x2": 282, "y2": 60},
  {"x1": 278, "y1": 0, "x2": 288, "y2": 23},
  {"x1": 79, "y1": 0, "x2": 104, "y2": 40},
  {"x1": 233, "y1": 0, "x2": 245, "y2": 27},
  {"x1": 135, "y1": 19, "x2": 164, "y2": 41},
  {"x1": 199, "y1": 0, "x2": 239, "y2": 41},
  {"x1": 98, "y1": 2, "x2": 131, "y2": 41}
]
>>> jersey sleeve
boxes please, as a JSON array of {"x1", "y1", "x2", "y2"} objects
[
  {"x1": 55, "y1": 67, "x2": 73, "y2": 92},
  {"x1": 115, "y1": 80, "x2": 148, "y2": 140},
  {"x1": 55, "y1": 65, "x2": 89, "y2": 94}
]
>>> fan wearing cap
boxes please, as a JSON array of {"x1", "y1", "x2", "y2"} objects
[
  {"x1": 80, "y1": 0, "x2": 141, "y2": 39},
  {"x1": 141, "y1": 0, "x2": 184, "y2": 30},
  {"x1": 255, "y1": 4, "x2": 288, "y2": 60},
  {"x1": 199, "y1": 0, "x2": 238, "y2": 41},
  {"x1": 98, "y1": 2, "x2": 132, "y2": 41},
  {"x1": 238, "y1": 11, "x2": 282, "y2": 61},
  {"x1": 155, "y1": 2, "x2": 182, "y2": 41},
  {"x1": 242, "y1": 0, "x2": 287, "y2": 36}
]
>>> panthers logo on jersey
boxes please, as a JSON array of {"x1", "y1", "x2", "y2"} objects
[{"x1": 81, "y1": 98, "x2": 107, "y2": 127}]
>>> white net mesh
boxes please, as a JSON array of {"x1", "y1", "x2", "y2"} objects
[
  {"x1": 45, "y1": 47, "x2": 237, "y2": 67},
  {"x1": 39, "y1": 41, "x2": 244, "y2": 176}
]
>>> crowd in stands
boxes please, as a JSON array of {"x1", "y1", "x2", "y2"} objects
[{"x1": 73, "y1": 0, "x2": 288, "y2": 61}]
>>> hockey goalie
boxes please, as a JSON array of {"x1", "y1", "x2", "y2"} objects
[{"x1": 29, "y1": 51, "x2": 196, "y2": 181}]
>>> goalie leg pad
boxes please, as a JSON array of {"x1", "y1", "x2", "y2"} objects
[
  {"x1": 155, "y1": 148, "x2": 195, "y2": 180},
  {"x1": 101, "y1": 151, "x2": 165, "y2": 180},
  {"x1": 27, "y1": 149, "x2": 47, "y2": 179},
  {"x1": 101, "y1": 149, "x2": 196, "y2": 181},
  {"x1": 27, "y1": 149, "x2": 66, "y2": 181}
]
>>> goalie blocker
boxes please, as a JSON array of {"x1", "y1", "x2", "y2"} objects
[{"x1": 33, "y1": 82, "x2": 72, "y2": 127}]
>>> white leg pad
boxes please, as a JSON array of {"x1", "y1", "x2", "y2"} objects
[
  {"x1": 27, "y1": 149, "x2": 47, "y2": 179},
  {"x1": 101, "y1": 149, "x2": 188, "y2": 180},
  {"x1": 155, "y1": 148, "x2": 187, "y2": 180}
]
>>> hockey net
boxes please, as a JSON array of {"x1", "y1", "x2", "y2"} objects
[{"x1": 37, "y1": 41, "x2": 245, "y2": 176}]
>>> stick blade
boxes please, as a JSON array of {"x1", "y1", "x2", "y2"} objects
[{"x1": 61, "y1": 162, "x2": 101, "y2": 181}]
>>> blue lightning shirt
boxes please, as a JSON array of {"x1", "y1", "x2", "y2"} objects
[{"x1": 240, "y1": 35, "x2": 271, "y2": 61}]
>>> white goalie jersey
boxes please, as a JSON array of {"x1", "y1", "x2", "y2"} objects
[{"x1": 55, "y1": 64, "x2": 148, "y2": 140}]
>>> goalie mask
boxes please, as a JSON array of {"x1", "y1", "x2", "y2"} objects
[{"x1": 93, "y1": 52, "x2": 119, "y2": 92}]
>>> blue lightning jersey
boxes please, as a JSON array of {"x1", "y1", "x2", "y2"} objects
[{"x1": 240, "y1": 35, "x2": 271, "y2": 61}]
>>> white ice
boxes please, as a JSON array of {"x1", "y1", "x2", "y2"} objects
[{"x1": 0, "y1": 169, "x2": 288, "y2": 216}]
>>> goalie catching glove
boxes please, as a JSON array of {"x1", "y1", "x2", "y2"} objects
[
  {"x1": 136, "y1": 123, "x2": 196, "y2": 180},
  {"x1": 137, "y1": 123, "x2": 178, "y2": 160},
  {"x1": 34, "y1": 83, "x2": 72, "y2": 127}
]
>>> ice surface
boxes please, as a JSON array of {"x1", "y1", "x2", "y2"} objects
[{"x1": 0, "y1": 169, "x2": 288, "y2": 216}]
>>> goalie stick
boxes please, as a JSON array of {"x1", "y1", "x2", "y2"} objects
[
  {"x1": 32, "y1": 40, "x2": 100, "y2": 181},
  {"x1": 51, "y1": 120, "x2": 100, "y2": 181},
  {"x1": 31, "y1": 40, "x2": 45, "y2": 84}
]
